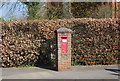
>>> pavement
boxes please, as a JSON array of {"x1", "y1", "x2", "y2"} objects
[{"x1": 1, "y1": 65, "x2": 120, "y2": 79}]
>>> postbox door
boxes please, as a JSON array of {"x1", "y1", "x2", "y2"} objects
[{"x1": 61, "y1": 35, "x2": 68, "y2": 54}]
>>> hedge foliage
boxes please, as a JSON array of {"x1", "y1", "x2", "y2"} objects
[{"x1": 1, "y1": 18, "x2": 119, "y2": 67}]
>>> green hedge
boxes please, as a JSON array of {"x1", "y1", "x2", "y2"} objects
[{"x1": 1, "y1": 18, "x2": 119, "y2": 67}]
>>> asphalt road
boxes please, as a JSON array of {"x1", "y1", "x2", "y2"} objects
[{"x1": 1, "y1": 65, "x2": 119, "y2": 79}]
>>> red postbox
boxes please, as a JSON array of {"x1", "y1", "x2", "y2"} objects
[{"x1": 61, "y1": 35, "x2": 68, "y2": 54}]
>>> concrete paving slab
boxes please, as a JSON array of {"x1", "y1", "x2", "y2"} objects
[{"x1": 1, "y1": 65, "x2": 119, "y2": 79}]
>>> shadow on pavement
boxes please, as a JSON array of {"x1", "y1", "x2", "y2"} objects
[
  {"x1": 105, "y1": 69, "x2": 120, "y2": 73},
  {"x1": 36, "y1": 65, "x2": 57, "y2": 71},
  {"x1": 105, "y1": 69, "x2": 120, "y2": 76},
  {"x1": 112, "y1": 74, "x2": 120, "y2": 76}
]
